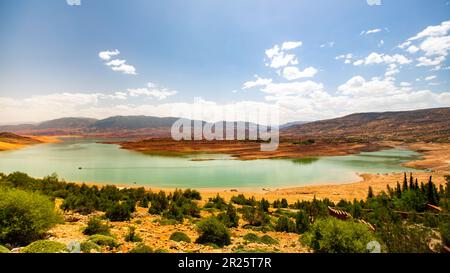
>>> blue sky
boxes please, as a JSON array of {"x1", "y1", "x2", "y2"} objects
[{"x1": 0, "y1": 0, "x2": 449, "y2": 124}]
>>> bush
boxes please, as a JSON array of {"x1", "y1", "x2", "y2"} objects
[
  {"x1": 80, "y1": 241, "x2": 101, "y2": 253},
  {"x1": 260, "y1": 235, "x2": 278, "y2": 245},
  {"x1": 217, "y1": 204, "x2": 240, "y2": 228},
  {"x1": 169, "y1": 231, "x2": 191, "y2": 243},
  {"x1": 0, "y1": 187, "x2": 61, "y2": 246},
  {"x1": 128, "y1": 243, "x2": 153, "y2": 253},
  {"x1": 0, "y1": 245, "x2": 10, "y2": 253},
  {"x1": 83, "y1": 217, "x2": 110, "y2": 236},
  {"x1": 440, "y1": 221, "x2": 450, "y2": 247},
  {"x1": 243, "y1": 233, "x2": 260, "y2": 243},
  {"x1": 20, "y1": 240, "x2": 67, "y2": 253},
  {"x1": 87, "y1": 234, "x2": 119, "y2": 248},
  {"x1": 377, "y1": 222, "x2": 433, "y2": 253},
  {"x1": 301, "y1": 218, "x2": 375, "y2": 253},
  {"x1": 105, "y1": 203, "x2": 132, "y2": 221},
  {"x1": 275, "y1": 216, "x2": 297, "y2": 233},
  {"x1": 195, "y1": 217, "x2": 231, "y2": 247},
  {"x1": 241, "y1": 206, "x2": 270, "y2": 227},
  {"x1": 124, "y1": 226, "x2": 142, "y2": 242},
  {"x1": 149, "y1": 191, "x2": 169, "y2": 215},
  {"x1": 295, "y1": 211, "x2": 310, "y2": 233}
]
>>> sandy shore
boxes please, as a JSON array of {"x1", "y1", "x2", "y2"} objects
[{"x1": 0, "y1": 135, "x2": 60, "y2": 151}]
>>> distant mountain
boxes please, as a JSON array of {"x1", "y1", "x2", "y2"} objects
[
  {"x1": 279, "y1": 121, "x2": 309, "y2": 130},
  {"x1": 36, "y1": 117, "x2": 98, "y2": 129},
  {"x1": 281, "y1": 107, "x2": 450, "y2": 142},
  {"x1": 90, "y1": 116, "x2": 179, "y2": 130}
]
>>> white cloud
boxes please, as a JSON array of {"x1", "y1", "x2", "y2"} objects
[
  {"x1": 361, "y1": 28, "x2": 381, "y2": 35},
  {"x1": 282, "y1": 66, "x2": 318, "y2": 80},
  {"x1": 416, "y1": 56, "x2": 446, "y2": 67},
  {"x1": 408, "y1": 20, "x2": 450, "y2": 41},
  {"x1": 320, "y1": 41, "x2": 335, "y2": 48},
  {"x1": 425, "y1": 75, "x2": 437, "y2": 81},
  {"x1": 127, "y1": 82, "x2": 177, "y2": 100},
  {"x1": 406, "y1": 45, "x2": 420, "y2": 54},
  {"x1": 378, "y1": 40, "x2": 384, "y2": 47},
  {"x1": 66, "y1": 0, "x2": 81, "y2": 6},
  {"x1": 261, "y1": 81, "x2": 324, "y2": 97},
  {"x1": 354, "y1": 52, "x2": 411, "y2": 66},
  {"x1": 99, "y1": 50, "x2": 137, "y2": 75},
  {"x1": 265, "y1": 42, "x2": 301, "y2": 69},
  {"x1": 98, "y1": 49, "x2": 120, "y2": 61},
  {"x1": 281, "y1": 41, "x2": 303, "y2": 50},
  {"x1": 367, "y1": 0, "x2": 381, "y2": 6},
  {"x1": 242, "y1": 76, "x2": 272, "y2": 89}
]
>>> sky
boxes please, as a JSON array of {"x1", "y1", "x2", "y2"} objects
[{"x1": 0, "y1": 0, "x2": 449, "y2": 124}]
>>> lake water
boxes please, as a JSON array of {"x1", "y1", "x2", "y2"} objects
[{"x1": 0, "y1": 139, "x2": 422, "y2": 189}]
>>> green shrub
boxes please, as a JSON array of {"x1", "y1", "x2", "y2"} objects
[
  {"x1": 241, "y1": 206, "x2": 270, "y2": 227},
  {"x1": 440, "y1": 221, "x2": 450, "y2": 247},
  {"x1": 0, "y1": 245, "x2": 10, "y2": 253},
  {"x1": 83, "y1": 217, "x2": 110, "y2": 235},
  {"x1": 20, "y1": 240, "x2": 67, "y2": 253},
  {"x1": 195, "y1": 217, "x2": 231, "y2": 247},
  {"x1": 128, "y1": 243, "x2": 153, "y2": 253},
  {"x1": 295, "y1": 211, "x2": 310, "y2": 233},
  {"x1": 260, "y1": 235, "x2": 278, "y2": 245},
  {"x1": 217, "y1": 204, "x2": 240, "y2": 228},
  {"x1": 275, "y1": 216, "x2": 297, "y2": 233},
  {"x1": 124, "y1": 226, "x2": 142, "y2": 242},
  {"x1": 87, "y1": 234, "x2": 119, "y2": 248},
  {"x1": 301, "y1": 218, "x2": 375, "y2": 253},
  {"x1": 105, "y1": 203, "x2": 132, "y2": 221},
  {"x1": 377, "y1": 222, "x2": 433, "y2": 253},
  {"x1": 80, "y1": 241, "x2": 101, "y2": 253},
  {"x1": 149, "y1": 191, "x2": 169, "y2": 215},
  {"x1": 0, "y1": 187, "x2": 62, "y2": 246},
  {"x1": 169, "y1": 231, "x2": 191, "y2": 243},
  {"x1": 243, "y1": 233, "x2": 260, "y2": 243}
]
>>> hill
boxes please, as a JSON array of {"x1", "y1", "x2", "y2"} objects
[
  {"x1": 281, "y1": 107, "x2": 450, "y2": 142},
  {"x1": 0, "y1": 132, "x2": 42, "y2": 151},
  {"x1": 36, "y1": 117, "x2": 97, "y2": 129},
  {"x1": 90, "y1": 115, "x2": 179, "y2": 130}
]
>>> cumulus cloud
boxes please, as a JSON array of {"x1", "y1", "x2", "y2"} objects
[
  {"x1": 127, "y1": 82, "x2": 177, "y2": 100},
  {"x1": 99, "y1": 49, "x2": 120, "y2": 61},
  {"x1": 282, "y1": 66, "x2": 318, "y2": 80},
  {"x1": 354, "y1": 52, "x2": 411, "y2": 66},
  {"x1": 425, "y1": 75, "x2": 437, "y2": 81},
  {"x1": 242, "y1": 76, "x2": 273, "y2": 89},
  {"x1": 399, "y1": 20, "x2": 450, "y2": 70},
  {"x1": 99, "y1": 49, "x2": 137, "y2": 75},
  {"x1": 265, "y1": 41, "x2": 301, "y2": 69}
]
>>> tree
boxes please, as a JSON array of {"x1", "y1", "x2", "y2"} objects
[
  {"x1": 295, "y1": 210, "x2": 310, "y2": 233},
  {"x1": 83, "y1": 217, "x2": 110, "y2": 235},
  {"x1": 426, "y1": 176, "x2": 439, "y2": 205},
  {"x1": 195, "y1": 217, "x2": 231, "y2": 247},
  {"x1": 395, "y1": 182, "x2": 402, "y2": 198},
  {"x1": 148, "y1": 191, "x2": 169, "y2": 215},
  {"x1": 105, "y1": 203, "x2": 132, "y2": 221},
  {"x1": 301, "y1": 218, "x2": 375, "y2": 253},
  {"x1": 218, "y1": 204, "x2": 239, "y2": 228},
  {"x1": 367, "y1": 186, "x2": 374, "y2": 199},
  {"x1": 0, "y1": 187, "x2": 61, "y2": 246},
  {"x1": 259, "y1": 198, "x2": 270, "y2": 212},
  {"x1": 402, "y1": 173, "x2": 408, "y2": 192},
  {"x1": 275, "y1": 216, "x2": 297, "y2": 233}
]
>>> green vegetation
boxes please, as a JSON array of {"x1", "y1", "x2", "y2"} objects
[
  {"x1": 195, "y1": 217, "x2": 231, "y2": 247},
  {"x1": 217, "y1": 203, "x2": 240, "y2": 228},
  {"x1": 0, "y1": 245, "x2": 10, "y2": 253},
  {"x1": 105, "y1": 203, "x2": 132, "y2": 221},
  {"x1": 301, "y1": 218, "x2": 375, "y2": 253},
  {"x1": 169, "y1": 231, "x2": 191, "y2": 243},
  {"x1": 128, "y1": 243, "x2": 153, "y2": 253},
  {"x1": 124, "y1": 226, "x2": 142, "y2": 242},
  {"x1": 20, "y1": 240, "x2": 67, "y2": 253},
  {"x1": 87, "y1": 234, "x2": 119, "y2": 248},
  {"x1": 0, "y1": 187, "x2": 61, "y2": 246},
  {"x1": 243, "y1": 233, "x2": 278, "y2": 245},
  {"x1": 243, "y1": 233, "x2": 260, "y2": 243},
  {"x1": 80, "y1": 240, "x2": 101, "y2": 253},
  {"x1": 83, "y1": 217, "x2": 110, "y2": 236}
]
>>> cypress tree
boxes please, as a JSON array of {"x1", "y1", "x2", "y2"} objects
[
  {"x1": 414, "y1": 178, "x2": 419, "y2": 192},
  {"x1": 395, "y1": 181, "x2": 402, "y2": 198},
  {"x1": 409, "y1": 173, "x2": 414, "y2": 190},
  {"x1": 402, "y1": 173, "x2": 408, "y2": 192},
  {"x1": 367, "y1": 186, "x2": 374, "y2": 199}
]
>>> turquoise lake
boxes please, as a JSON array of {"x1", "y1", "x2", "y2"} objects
[{"x1": 0, "y1": 139, "x2": 422, "y2": 189}]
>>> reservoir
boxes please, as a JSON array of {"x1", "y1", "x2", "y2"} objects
[{"x1": 0, "y1": 139, "x2": 422, "y2": 189}]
